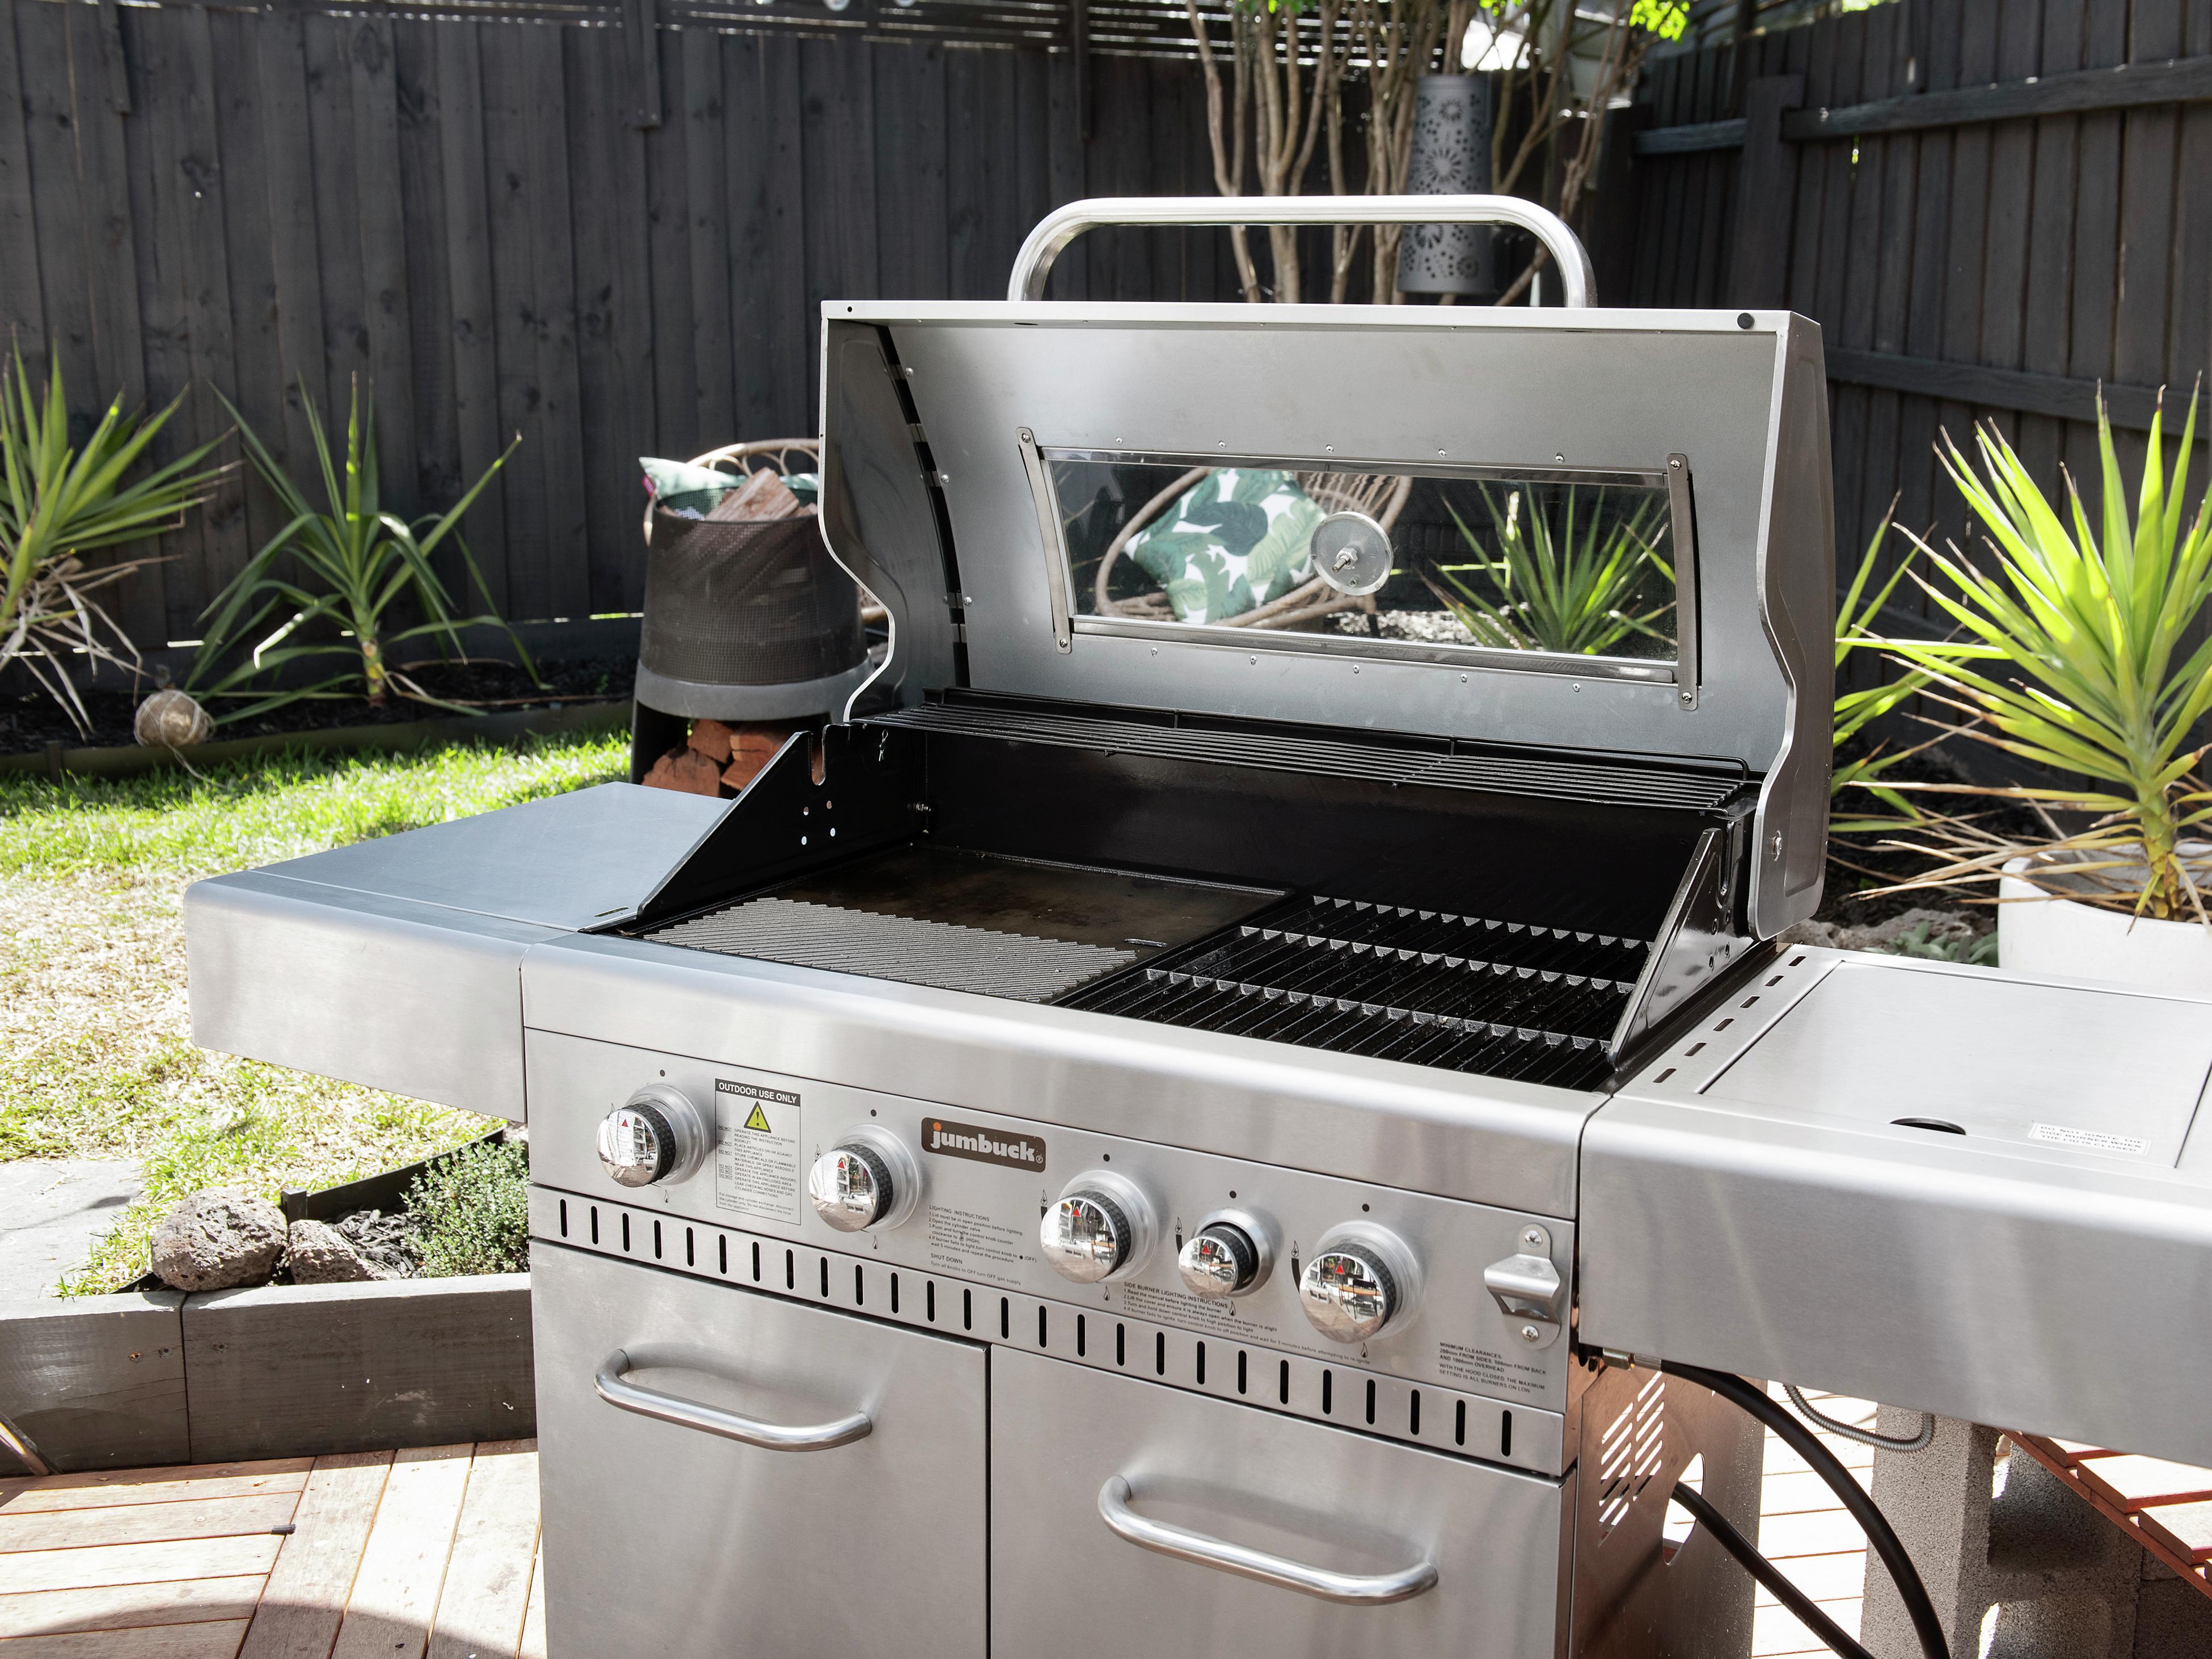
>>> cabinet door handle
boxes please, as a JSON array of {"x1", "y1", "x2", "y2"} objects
[
  {"x1": 594, "y1": 1349, "x2": 872, "y2": 1451},
  {"x1": 1097, "y1": 1476, "x2": 1438, "y2": 1605}
]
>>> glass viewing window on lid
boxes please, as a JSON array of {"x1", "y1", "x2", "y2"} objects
[{"x1": 1041, "y1": 454, "x2": 1688, "y2": 673}]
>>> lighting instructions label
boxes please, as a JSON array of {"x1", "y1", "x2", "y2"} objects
[
  {"x1": 925, "y1": 1205, "x2": 1031, "y2": 1287},
  {"x1": 2029, "y1": 1121, "x2": 2149, "y2": 1156},
  {"x1": 714, "y1": 1079, "x2": 802, "y2": 1224}
]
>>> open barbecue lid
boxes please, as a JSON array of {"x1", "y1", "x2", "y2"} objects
[{"x1": 818, "y1": 198, "x2": 1834, "y2": 934}]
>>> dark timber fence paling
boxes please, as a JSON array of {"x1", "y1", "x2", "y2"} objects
[
  {"x1": 5, "y1": 0, "x2": 1234, "y2": 658},
  {"x1": 1610, "y1": 0, "x2": 2212, "y2": 632}
]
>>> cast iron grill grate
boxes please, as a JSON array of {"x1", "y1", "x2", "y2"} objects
[{"x1": 1059, "y1": 897, "x2": 1649, "y2": 1089}]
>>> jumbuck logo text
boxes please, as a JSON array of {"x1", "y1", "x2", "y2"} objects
[{"x1": 921, "y1": 1117, "x2": 1046, "y2": 1171}]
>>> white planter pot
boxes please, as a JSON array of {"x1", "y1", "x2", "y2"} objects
[{"x1": 1999, "y1": 857, "x2": 2212, "y2": 997}]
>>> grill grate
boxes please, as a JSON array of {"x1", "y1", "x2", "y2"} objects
[
  {"x1": 647, "y1": 897, "x2": 1137, "y2": 1002},
  {"x1": 866, "y1": 700, "x2": 1744, "y2": 813},
  {"x1": 1060, "y1": 896, "x2": 1650, "y2": 1089}
]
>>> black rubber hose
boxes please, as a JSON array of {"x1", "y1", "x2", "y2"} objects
[
  {"x1": 1670, "y1": 1479, "x2": 1872, "y2": 1659},
  {"x1": 1659, "y1": 1360, "x2": 1951, "y2": 1659}
]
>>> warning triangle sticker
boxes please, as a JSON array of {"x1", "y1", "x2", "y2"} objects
[{"x1": 741, "y1": 1103, "x2": 774, "y2": 1133}]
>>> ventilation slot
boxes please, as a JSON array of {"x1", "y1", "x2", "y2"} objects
[{"x1": 1596, "y1": 1374, "x2": 1668, "y2": 1542}]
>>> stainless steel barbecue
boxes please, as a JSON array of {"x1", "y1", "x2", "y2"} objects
[{"x1": 184, "y1": 197, "x2": 2212, "y2": 1659}]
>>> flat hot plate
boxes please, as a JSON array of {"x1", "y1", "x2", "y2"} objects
[{"x1": 639, "y1": 844, "x2": 1282, "y2": 1002}]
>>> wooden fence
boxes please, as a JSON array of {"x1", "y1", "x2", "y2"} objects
[
  {"x1": 16, "y1": 0, "x2": 2209, "y2": 661},
  {"x1": 0, "y1": 0, "x2": 1230, "y2": 653},
  {"x1": 1601, "y1": 0, "x2": 2212, "y2": 605}
]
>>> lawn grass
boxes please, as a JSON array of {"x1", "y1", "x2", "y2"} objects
[{"x1": 0, "y1": 731, "x2": 627, "y2": 1293}]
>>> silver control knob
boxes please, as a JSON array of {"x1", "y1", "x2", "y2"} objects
[
  {"x1": 596, "y1": 1084, "x2": 710, "y2": 1188},
  {"x1": 1299, "y1": 1225, "x2": 1420, "y2": 1344},
  {"x1": 1176, "y1": 1208, "x2": 1274, "y2": 1299},
  {"x1": 808, "y1": 1143, "x2": 894, "y2": 1232},
  {"x1": 1179, "y1": 1226, "x2": 1256, "y2": 1297},
  {"x1": 804, "y1": 1126, "x2": 921, "y2": 1234},
  {"x1": 1039, "y1": 1170, "x2": 1155, "y2": 1284}
]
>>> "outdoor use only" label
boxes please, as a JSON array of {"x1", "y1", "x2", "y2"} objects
[{"x1": 715, "y1": 1078, "x2": 802, "y2": 1223}]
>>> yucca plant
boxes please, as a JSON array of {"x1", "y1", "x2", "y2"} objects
[
  {"x1": 1426, "y1": 484, "x2": 1673, "y2": 657},
  {"x1": 0, "y1": 349, "x2": 229, "y2": 732},
  {"x1": 1829, "y1": 506, "x2": 1935, "y2": 833},
  {"x1": 191, "y1": 378, "x2": 524, "y2": 720},
  {"x1": 1881, "y1": 394, "x2": 2212, "y2": 922}
]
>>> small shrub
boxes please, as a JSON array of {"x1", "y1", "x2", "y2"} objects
[{"x1": 404, "y1": 1137, "x2": 529, "y2": 1278}]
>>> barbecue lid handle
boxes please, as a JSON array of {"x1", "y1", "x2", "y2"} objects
[{"x1": 1007, "y1": 195, "x2": 1597, "y2": 307}]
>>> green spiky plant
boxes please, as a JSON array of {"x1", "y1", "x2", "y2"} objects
[
  {"x1": 190, "y1": 378, "x2": 525, "y2": 720},
  {"x1": 0, "y1": 349, "x2": 230, "y2": 732},
  {"x1": 1426, "y1": 484, "x2": 1673, "y2": 657},
  {"x1": 1829, "y1": 506, "x2": 1935, "y2": 833},
  {"x1": 1881, "y1": 394, "x2": 2212, "y2": 922}
]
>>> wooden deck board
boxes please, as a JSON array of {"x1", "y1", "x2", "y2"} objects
[
  {"x1": 1744, "y1": 1389, "x2": 1872, "y2": 1658},
  {"x1": 517, "y1": 1549, "x2": 544, "y2": 1659},
  {"x1": 325, "y1": 1447, "x2": 473, "y2": 1659},
  {"x1": 1754, "y1": 1505, "x2": 1875, "y2": 1559},
  {"x1": 2069, "y1": 1453, "x2": 2212, "y2": 1506},
  {"x1": 0, "y1": 1620, "x2": 251, "y2": 1656},
  {"x1": 236, "y1": 1452, "x2": 393, "y2": 1659},
  {"x1": 1754, "y1": 1598, "x2": 1864, "y2": 1656},
  {"x1": 0, "y1": 1468, "x2": 311, "y2": 1516},
  {"x1": 0, "y1": 1580, "x2": 265, "y2": 1640},
  {"x1": 1, "y1": 1538, "x2": 282, "y2": 1598},
  {"x1": 50, "y1": 1387, "x2": 2212, "y2": 1659},
  {"x1": 425, "y1": 1443, "x2": 539, "y2": 1659},
  {"x1": 0, "y1": 1496, "x2": 300, "y2": 1555},
  {"x1": 1, "y1": 1445, "x2": 541, "y2": 1659}
]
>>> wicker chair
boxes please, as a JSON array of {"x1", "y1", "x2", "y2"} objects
[
  {"x1": 1092, "y1": 468, "x2": 1416, "y2": 630},
  {"x1": 641, "y1": 438, "x2": 821, "y2": 541}
]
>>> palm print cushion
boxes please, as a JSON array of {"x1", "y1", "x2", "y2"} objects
[{"x1": 1126, "y1": 469, "x2": 1323, "y2": 623}]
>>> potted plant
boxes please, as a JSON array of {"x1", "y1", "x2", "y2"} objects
[{"x1": 1880, "y1": 396, "x2": 2210, "y2": 994}]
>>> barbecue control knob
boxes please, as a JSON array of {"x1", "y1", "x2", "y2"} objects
[
  {"x1": 1176, "y1": 1208, "x2": 1276, "y2": 1299},
  {"x1": 596, "y1": 1085, "x2": 710, "y2": 1188},
  {"x1": 807, "y1": 1128, "x2": 921, "y2": 1234},
  {"x1": 1299, "y1": 1224, "x2": 1421, "y2": 1344},
  {"x1": 1040, "y1": 1171, "x2": 1155, "y2": 1284}
]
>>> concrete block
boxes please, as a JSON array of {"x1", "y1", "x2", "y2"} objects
[
  {"x1": 1860, "y1": 1411, "x2": 2212, "y2": 1659},
  {"x1": 0, "y1": 1291, "x2": 187, "y2": 1474}
]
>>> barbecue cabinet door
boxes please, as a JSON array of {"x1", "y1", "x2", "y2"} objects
[
  {"x1": 991, "y1": 1346, "x2": 1567, "y2": 1658},
  {"x1": 532, "y1": 1242, "x2": 987, "y2": 1659}
]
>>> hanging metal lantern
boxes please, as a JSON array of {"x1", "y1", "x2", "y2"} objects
[{"x1": 1397, "y1": 74, "x2": 1495, "y2": 297}]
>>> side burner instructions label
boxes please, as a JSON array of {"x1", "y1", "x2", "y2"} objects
[
  {"x1": 2029, "y1": 1121, "x2": 2149, "y2": 1157},
  {"x1": 715, "y1": 1079, "x2": 801, "y2": 1223}
]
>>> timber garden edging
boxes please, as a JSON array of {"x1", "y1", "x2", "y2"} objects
[
  {"x1": 0, "y1": 1274, "x2": 534, "y2": 1476},
  {"x1": 0, "y1": 699, "x2": 631, "y2": 782}
]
